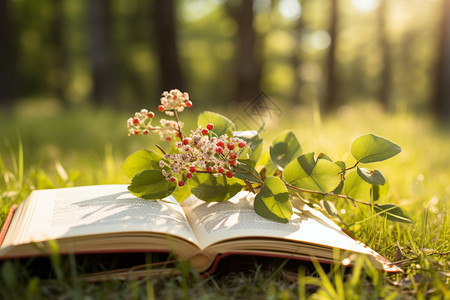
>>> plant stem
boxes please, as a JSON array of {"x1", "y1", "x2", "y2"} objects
[
  {"x1": 155, "y1": 144, "x2": 166, "y2": 155},
  {"x1": 345, "y1": 161, "x2": 359, "y2": 171},
  {"x1": 284, "y1": 182, "x2": 371, "y2": 206},
  {"x1": 173, "y1": 110, "x2": 184, "y2": 140}
]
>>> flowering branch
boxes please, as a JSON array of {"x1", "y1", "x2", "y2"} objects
[{"x1": 123, "y1": 89, "x2": 411, "y2": 225}]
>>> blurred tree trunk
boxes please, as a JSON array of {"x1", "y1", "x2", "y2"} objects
[
  {"x1": 377, "y1": 0, "x2": 391, "y2": 111},
  {"x1": 323, "y1": 0, "x2": 338, "y2": 112},
  {"x1": 152, "y1": 0, "x2": 184, "y2": 92},
  {"x1": 87, "y1": 0, "x2": 116, "y2": 107},
  {"x1": 291, "y1": 4, "x2": 304, "y2": 105},
  {"x1": 50, "y1": 0, "x2": 69, "y2": 107},
  {"x1": 434, "y1": 0, "x2": 450, "y2": 119},
  {"x1": 233, "y1": 0, "x2": 262, "y2": 102},
  {"x1": 0, "y1": 0, "x2": 17, "y2": 111}
]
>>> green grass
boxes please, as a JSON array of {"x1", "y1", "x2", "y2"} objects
[{"x1": 0, "y1": 101, "x2": 449, "y2": 299}]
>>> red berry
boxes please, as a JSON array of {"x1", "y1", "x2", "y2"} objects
[
  {"x1": 206, "y1": 166, "x2": 212, "y2": 173},
  {"x1": 207, "y1": 123, "x2": 214, "y2": 130},
  {"x1": 189, "y1": 166, "x2": 196, "y2": 173},
  {"x1": 133, "y1": 118, "x2": 140, "y2": 124},
  {"x1": 158, "y1": 105, "x2": 164, "y2": 112},
  {"x1": 216, "y1": 140, "x2": 225, "y2": 148},
  {"x1": 134, "y1": 131, "x2": 140, "y2": 135},
  {"x1": 143, "y1": 129, "x2": 149, "y2": 135},
  {"x1": 183, "y1": 138, "x2": 190, "y2": 145},
  {"x1": 169, "y1": 177, "x2": 176, "y2": 183},
  {"x1": 147, "y1": 112, "x2": 154, "y2": 118},
  {"x1": 186, "y1": 173, "x2": 193, "y2": 179},
  {"x1": 226, "y1": 170, "x2": 233, "y2": 178},
  {"x1": 216, "y1": 146, "x2": 223, "y2": 154},
  {"x1": 238, "y1": 142, "x2": 246, "y2": 148},
  {"x1": 176, "y1": 132, "x2": 181, "y2": 138},
  {"x1": 227, "y1": 142, "x2": 235, "y2": 150},
  {"x1": 229, "y1": 159, "x2": 236, "y2": 165},
  {"x1": 201, "y1": 128, "x2": 209, "y2": 135},
  {"x1": 229, "y1": 152, "x2": 237, "y2": 159},
  {"x1": 166, "y1": 137, "x2": 172, "y2": 142},
  {"x1": 218, "y1": 167, "x2": 224, "y2": 174},
  {"x1": 178, "y1": 180, "x2": 184, "y2": 187},
  {"x1": 185, "y1": 101, "x2": 192, "y2": 108}
]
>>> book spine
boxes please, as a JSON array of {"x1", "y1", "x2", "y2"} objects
[{"x1": 0, "y1": 205, "x2": 18, "y2": 246}]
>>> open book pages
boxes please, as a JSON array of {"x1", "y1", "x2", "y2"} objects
[
  {"x1": 184, "y1": 192, "x2": 365, "y2": 250},
  {"x1": 182, "y1": 192, "x2": 401, "y2": 272},
  {"x1": 0, "y1": 185, "x2": 200, "y2": 261},
  {"x1": 0, "y1": 184, "x2": 401, "y2": 273}
]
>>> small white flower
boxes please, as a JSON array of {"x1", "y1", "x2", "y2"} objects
[{"x1": 159, "y1": 160, "x2": 165, "y2": 168}]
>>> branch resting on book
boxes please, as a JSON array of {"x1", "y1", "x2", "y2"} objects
[{"x1": 123, "y1": 89, "x2": 411, "y2": 225}]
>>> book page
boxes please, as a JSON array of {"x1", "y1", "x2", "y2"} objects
[
  {"x1": 182, "y1": 191, "x2": 372, "y2": 255},
  {"x1": 2, "y1": 185, "x2": 199, "y2": 248}
]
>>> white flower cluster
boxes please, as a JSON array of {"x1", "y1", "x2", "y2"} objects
[
  {"x1": 158, "y1": 119, "x2": 184, "y2": 141},
  {"x1": 126, "y1": 109, "x2": 184, "y2": 141},
  {"x1": 126, "y1": 90, "x2": 251, "y2": 188},
  {"x1": 159, "y1": 127, "x2": 248, "y2": 186},
  {"x1": 126, "y1": 109, "x2": 155, "y2": 136},
  {"x1": 159, "y1": 89, "x2": 192, "y2": 116},
  {"x1": 127, "y1": 89, "x2": 190, "y2": 136}
]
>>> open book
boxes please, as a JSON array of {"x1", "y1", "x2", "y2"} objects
[{"x1": 0, "y1": 185, "x2": 401, "y2": 274}]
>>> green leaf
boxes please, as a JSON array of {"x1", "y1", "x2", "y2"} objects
[
  {"x1": 357, "y1": 167, "x2": 386, "y2": 185},
  {"x1": 351, "y1": 134, "x2": 401, "y2": 163},
  {"x1": 282, "y1": 152, "x2": 342, "y2": 193},
  {"x1": 256, "y1": 151, "x2": 278, "y2": 177},
  {"x1": 374, "y1": 204, "x2": 412, "y2": 223},
  {"x1": 335, "y1": 161, "x2": 346, "y2": 175},
  {"x1": 270, "y1": 130, "x2": 302, "y2": 169},
  {"x1": 128, "y1": 170, "x2": 176, "y2": 199},
  {"x1": 172, "y1": 183, "x2": 191, "y2": 203},
  {"x1": 188, "y1": 173, "x2": 243, "y2": 202},
  {"x1": 320, "y1": 200, "x2": 341, "y2": 220},
  {"x1": 330, "y1": 161, "x2": 345, "y2": 195},
  {"x1": 234, "y1": 163, "x2": 263, "y2": 184},
  {"x1": 121, "y1": 150, "x2": 164, "y2": 179},
  {"x1": 343, "y1": 171, "x2": 371, "y2": 202},
  {"x1": 254, "y1": 176, "x2": 292, "y2": 223},
  {"x1": 316, "y1": 153, "x2": 333, "y2": 162},
  {"x1": 234, "y1": 130, "x2": 263, "y2": 167},
  {"x1": 371, "y1": 180, "x2": 389, "y2": 202},
  {"x1": 198, "y1": 111, "x2": 236, "y2": 137},
  {"x1": 332, "y1": 181, "x2": 344, "y2": 195},
  {"x1": 237, "y1": 145, "x2": 252, "y2": 161}
]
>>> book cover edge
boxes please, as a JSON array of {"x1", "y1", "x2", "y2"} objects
[
  {"x1": 0, "y1": 204, "x2": 18, "y2": 247},
  {"x1": 205, "y1": 250, "x2": 403, "y2": 274}
]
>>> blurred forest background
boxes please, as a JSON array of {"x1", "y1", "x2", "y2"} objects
[{"x1": 1, "y1": 0, "x2": 450, "y2": 120}]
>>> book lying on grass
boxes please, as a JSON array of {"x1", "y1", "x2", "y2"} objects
[{"x1": 0, "y1": 184, "x2": 401, "y2": 273}]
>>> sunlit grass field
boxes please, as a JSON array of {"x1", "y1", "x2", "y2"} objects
[{"x1": 0, "y1": 101, "x2": 449, "y2": 299}]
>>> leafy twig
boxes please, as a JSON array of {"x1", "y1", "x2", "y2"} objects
[{"x1": 284, "y1": 182, "x2": 371, "y2": 206}]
